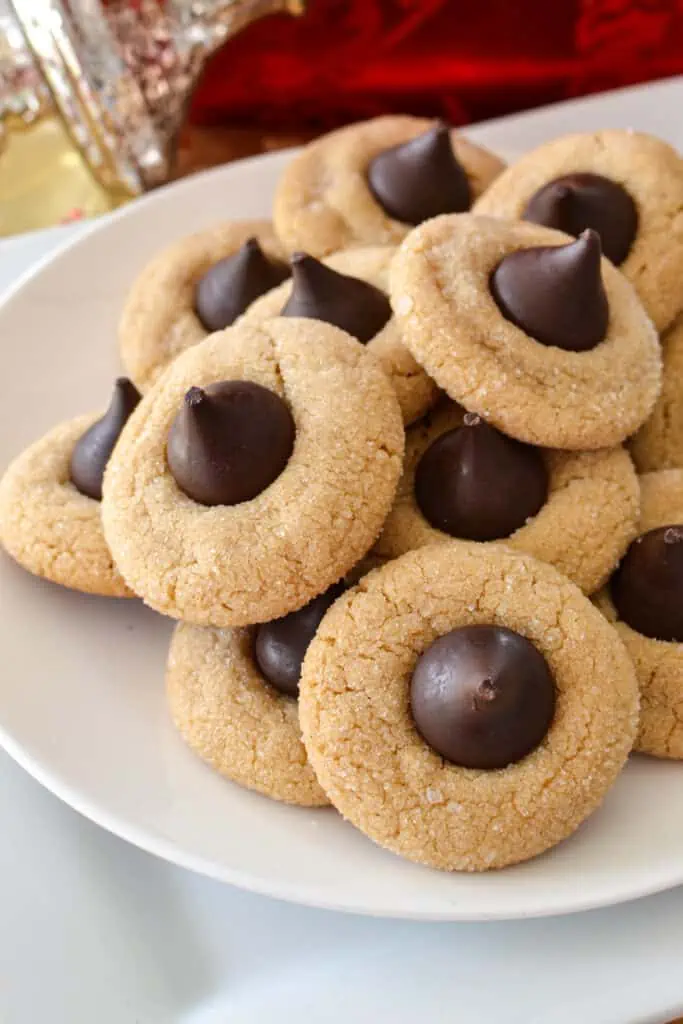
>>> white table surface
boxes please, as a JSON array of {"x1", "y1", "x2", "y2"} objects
[{"x1": 3, "y1": 79, "x2": 683, "y2": 1024}]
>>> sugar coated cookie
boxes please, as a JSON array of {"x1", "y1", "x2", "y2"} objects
[
  {"x1": 597, "y1": 469, "x2": 683, "y2": 759},
  {"x1": 119, "y1": 220, "x2": 288, "y2": 392},
  {"x1": 274, "y1": 116, "x2": 505, "y2": 257},
  {"x1": 0, "y1": 379, "x2": 140, "y2": 596},
  {"x1": 376, "y1": 401, "x2": 639, "y2": 594},
  {"x1": 102, "y1": 318, "x2": 404, "y2": 627},
  {"x1": 473, "y1": 130, "x2": 683, "y2": 331},
  {"x1": 167, "y1": 618, "x2": 330, "y2": 807},
  {"x1": 390, "y1": 214, "x2": 661, "y2": 450},
  {"x1": 241, "y1": 245, "x2": 438, "y2": 424},
  {"x1": 631, "y1": 316, "x2": 683, "y2": 473},
  {"x1": 299, "y1": 543, "x2": 638, "y2": 871}
]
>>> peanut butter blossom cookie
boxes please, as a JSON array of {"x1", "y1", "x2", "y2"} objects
[
  {"x1": 473, "y1": 130, "x2": 683, "y2": 331},
  {"x1": 597, "y1": 469, "x2": 683, "y2": 759},
  {"x1": 631, "y1": 316, "x2": 683, "y2": 473},
  {"x1": 273, "y1": 116, "x2": 505, "y2": 257},
  {"x1": 390, "y1": 215, "x2": 661, "y2": 450},
  {"x1": 241, "y1": 245, "x2": 438, "y2": 425},
  {"x1": 299, "y1": 543, "x2": 638, "y2": 871},
  {"x1": 119, "y1": 220, "x2": 288, "y2": 392},
  {"x1": 0, "y1": 378, "x2": 140, "y2": 596},
  {"x1": 376, "y1": 401, "x2": 639, "y2": 594},
  {"x1": 102, "y1": 318, "x2": 404, "y2": 627},
  {"x1": 166, "y1": 582, "x2": 346, "y2": 806}
]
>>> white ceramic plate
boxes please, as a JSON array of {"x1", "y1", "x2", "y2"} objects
[{"x1": 2, "y1": 97, "x2": 683, "y2": 921}]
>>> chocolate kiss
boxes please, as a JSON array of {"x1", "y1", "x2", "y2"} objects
[
  {"x1": 281, "y1": 253, "x2": 392, "y2": 343},
  {"x1": 522, "y1": 172, "x2": 638, "y2": 266},
  {"x1": 490, "y1": 228, "x2": 609, "y2": 351},
  {"x1": 254, "y1": 581, "x2": 346, "y2": 698},
  {"x1": 414, "y1": 414, "x2": 548, "y2": 541},
  {"x1": 611, "y1": 525, "x2": 683, "y2": 642},
  {"x1": 367, "y1": 122, "x2": 472, "y2": 225},
  {"x1": 166, "y1": 380, "x2": 295, "y2": 507},
  {"x1": 194, "y1": 237, "x2": 290, "y2": 332},
  {"x1": 410, "y1": 624, "x2": 556, "y2": 769},
  {"x1": 70, "y1": 377, "x2": 141, "y2": 500}
]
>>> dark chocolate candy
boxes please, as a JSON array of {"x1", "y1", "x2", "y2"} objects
[
  {"x1": 194, "y1": 237, "x2": 289, "y2": 332},
  {"x1": 414, "y1": 413, "x2": 548, "y2": 541},
  {"x1": 490, "y1": 229, "x2": 609, "y2": 351},
  {"x1": 254, "y1": 582, "x2": 346, "y2": 698},
  {"x1": 367, "y1": 122, "x2": 471, "y2": 225},
  {"x1": 281, "y1": 253, "x2": 391, "y2": 344},
  {"x1": 611, "y1": 525, "x2": 683, "y2": 642},
  {"x1": 410, "y1": 624, "x2": 556, "y2": 769},
  {"x1": 522, "y1": 172, "x2": 637, "y2": 266},
  {"x1": 70, "y1": 377, "x2": 141, "y2": 501},
  {"x1": 166, "y1": 380, "x2": 295, "y2": 506}
]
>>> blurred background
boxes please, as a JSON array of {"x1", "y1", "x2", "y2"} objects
[{"x1": 2, "y1": 0, "x2": 683, "y2": 236}]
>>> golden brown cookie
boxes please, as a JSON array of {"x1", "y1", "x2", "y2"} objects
[
  {"x1": 119, "y1": 220, "x2": 287, "y2": 392},
  {"x1": 102, "y1": 318, "x2": 404, "y2": 627},
  {"x1": 167, "y1": 621, "x2": 329, "y2": 807},
  {"x1": 631, "y1": 316, "x2": 683, "y2": 472},
  {"x1": 472, "y1": 130, "x2": 683, "y2": 332},
  {"x1": 299, "y1": 542, "x2": 638, "y2": 872},
  {"x1": 0, "y1": 415, "x2": 132, "y2": 597},
  {"x1": 376, "y1": 402, "x2": 639, "y2": 594},
  {"x1": 390, "y1": 214, "x2": 661, "y2": 450},
  {"x1": 597, "y1": 469, "x2": 683, "y2": 759},
  {"x1": 273, "y1": 116, "x2": 505, "y2": 258},
  {"x1": 242, "y1": 246, "x2": 438, "y2": 425}
]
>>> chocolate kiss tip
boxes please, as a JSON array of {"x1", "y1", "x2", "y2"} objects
[
  {"x1": 290, "y1": 251, "x2": 315, "y2": 269},
  {"x1": 113, "y1": 377, "x2": 141, "y2": 407},
  {"x1": 185, "y1": 386, "x2": 206, "y2": 407},
  {"x1": 578, "y1": 226, "x2": 602, "y2": 249}
]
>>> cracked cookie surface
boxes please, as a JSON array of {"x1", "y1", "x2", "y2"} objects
[
  {"x1": 274, "y1": 116, "x2": 505, "y2": 257},
  {"x1": 390, "y1": 214, "x2": 661, "y2": 450},
  {"x1": 597, "y1": 469, "x2": 683, "y2": 759},
  {"x1": 119, "y1": 220, "x2": 285, "y2": 392},
  {"x1": 0, "y1": 415, "x2": 132, "y2": 597},
  {"x1": 102, "y1": 318, "x2": 404, "y2": 627},
  {"x1": 299, "y1": 542, "x2": 638, "y2": 871},
  {"x1": 241, "y1": 245, "x2": 438, "y2": 425},
  {"x1": 167, "y1": 621, "x2": 328, "y2": 806},
  {"x1": 631, "y1": 316, "x2": 683, "y2": 472},
  {"x1": 376, "y1": 402, "x2": 640, "y2": 594},
  {"x1": 473, "y1": 130, "x2": 683, "y2": 332}
]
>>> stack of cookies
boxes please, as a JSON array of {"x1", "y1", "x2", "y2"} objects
[{"x1": 3, "y1": 116, "x2": 683, "y2": 873}]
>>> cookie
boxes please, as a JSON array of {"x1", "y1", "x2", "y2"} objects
[
  {"x1": 273, "y1": 116, "x2": 505, "y2": 258},
  {"x1": 390, "y1": 214, "x2": 661, "y2": 450},
  {"x1": 472, "y1": 130, "x2": 683, "y2": 332},
  {"x1": 102, "y1": 318, "x2": 404, "y2": 627},
  {"x1": 119, "y1": 220, "x2": 288, "y2": 392},
  {"x1": 376, "y1": 402, "x2": 639, "y2": 594},
  {"x1": 631, "y1": 316, "x2": 683, "y2": 473},
  {"x1": 241, "y1": 246, "x2": 439, "y2": 425},
  {"x1": 299, "y1": 542, "x2": 638, "y2": 872},
  {"x1": 167, "y1": 619, "x2": 329, "y2": 807},
  {"x1": 0, "y1": 379, "x2": 140, "y2": 597},
  {"x1": 597, "y1": 469, "x2": 683, "y2": 759}
]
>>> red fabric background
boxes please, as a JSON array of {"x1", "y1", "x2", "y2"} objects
[{"x1": 190, "y1": 0, "x2": 683, "y2": 131}]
